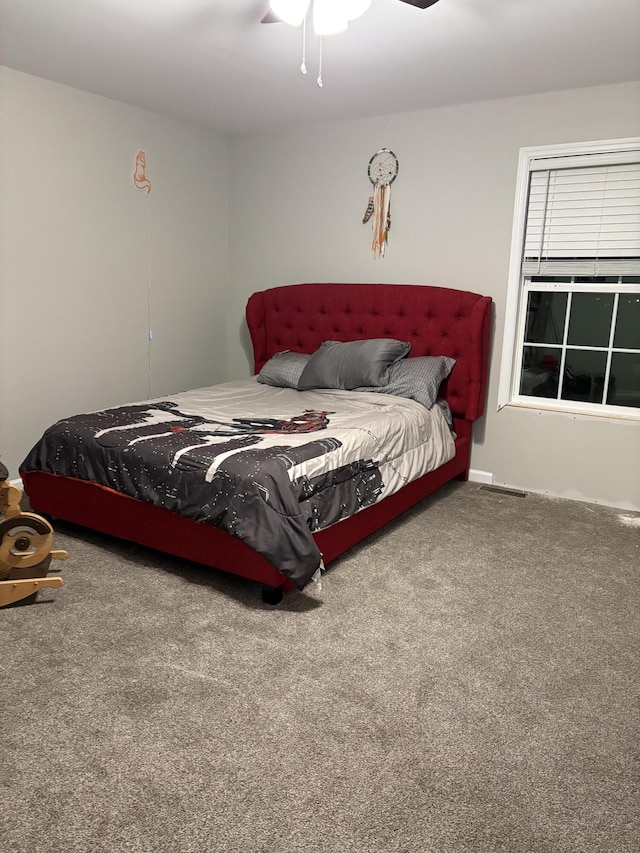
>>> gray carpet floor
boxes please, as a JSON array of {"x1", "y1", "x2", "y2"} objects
[{"x1": 1, "y1": 482, "x2": 639, "y2": 853}]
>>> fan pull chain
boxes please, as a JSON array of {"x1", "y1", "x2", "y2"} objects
[
  {"x1": 300, "y1": 14, "x2": 307, "y2": 74},
  {"x1": 317, "y1": 36, "x2": 323, "y2": 87}
]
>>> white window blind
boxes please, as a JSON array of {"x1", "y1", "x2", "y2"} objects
[{"x1": 522, "y1": 161, "x2": 640, "y2": 276}]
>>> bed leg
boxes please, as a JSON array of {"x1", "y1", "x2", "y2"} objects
[
  {"x1": 261, "y1": 583, "x2": 284, "y2": 606},
  {"x1": 455, "y1": 469, "x2": 470, "y2": 482}
]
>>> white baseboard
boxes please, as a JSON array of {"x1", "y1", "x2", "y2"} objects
[
  {"x1": 468, "y1": 469, "x2": 494, "y2": 485},
  {"x1": 10, "y1": 478, "x2": 23, "y2": 489}
]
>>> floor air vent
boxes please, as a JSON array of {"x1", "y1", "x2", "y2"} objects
[{"x1": 479, "y1": 485, "x2": 527, "y2": 498}]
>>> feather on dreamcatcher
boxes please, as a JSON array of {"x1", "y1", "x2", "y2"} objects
[{"x1": 371, "y1": 183, "x2": 391, "y2": 259}]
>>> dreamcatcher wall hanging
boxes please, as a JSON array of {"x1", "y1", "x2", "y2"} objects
[{"x1": 363, "y1": 148, "x2": 398, "y2": 259}]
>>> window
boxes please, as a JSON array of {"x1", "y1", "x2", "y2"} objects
[{"x1": 499, "y1": 138, "x2": 640, "y2": 419}]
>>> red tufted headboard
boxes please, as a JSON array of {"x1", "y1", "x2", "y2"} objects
[{"x1": 246, "y1": 283, "x2": 492, "y2": 422}]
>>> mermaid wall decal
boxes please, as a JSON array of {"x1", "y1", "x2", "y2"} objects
[{"x1": 133, "y1": 150, "x2": 152, "y2": 195}]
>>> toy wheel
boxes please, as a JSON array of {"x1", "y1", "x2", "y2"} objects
[{"x1": 0, "y1": 514, "x2": 54, "y2": 576}]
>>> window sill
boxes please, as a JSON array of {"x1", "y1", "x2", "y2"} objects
[{"x1": 498, "y1": 398, "x2": 640, "y2": 423}]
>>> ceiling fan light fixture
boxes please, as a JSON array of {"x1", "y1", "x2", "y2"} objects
[
  {"x1": 269, "y1": 0, "x2": 310, "y2": 27},
  {"x1": 265, "y1": 0, "x2": 441, "y2": 88},
  {"x1": 313, "y1": 0, "x2": 348, "y2": 36}
]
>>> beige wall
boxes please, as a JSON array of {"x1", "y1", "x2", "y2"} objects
[
  {"x1": 0, "y1": 67, "x2": 229, "y2": 478},
  {"x1": 229, "y1": 81, "x2": 640, "y2": 510}
]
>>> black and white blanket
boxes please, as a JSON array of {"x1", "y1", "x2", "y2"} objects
[{"x1": 21, "y1": 379, "x2": 454, "y2": 588}]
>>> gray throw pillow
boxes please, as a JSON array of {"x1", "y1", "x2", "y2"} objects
[
  {"x1": 355, "y1": 355, "x2": 456, "y2": 409},
  {"x1": 257, "y1": 350, "x2": 311, "y2": 389},
  {"x1": 298, "y1": 339, "x2": 411, "y2": 391}
]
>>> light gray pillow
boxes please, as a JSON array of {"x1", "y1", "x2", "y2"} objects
[
  {"x1": 298, "y1": 339, "x2": 411, "y2": 391},
  {"x1": 355, "y1": 355, "x2": 456, "y2": 409},
  {"x1": 257, "y1": 350, "x2": 311, "y2": 389}
]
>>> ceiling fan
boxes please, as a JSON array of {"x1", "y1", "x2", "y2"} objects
[
  {"x1": 262, "y1": 1, "x2": 442, "y2": 86},
  {"x1": 262, "y1": 1, "x2": 442, "y2": 27}
]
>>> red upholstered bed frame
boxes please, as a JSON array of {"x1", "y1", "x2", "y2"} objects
[{"x1": 22, "y1": 283, "x2": 492, "y2": 602}]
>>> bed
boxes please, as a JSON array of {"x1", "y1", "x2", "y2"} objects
[{"x1": 20, "y1": 282, "x2": 492, "y2": 603}]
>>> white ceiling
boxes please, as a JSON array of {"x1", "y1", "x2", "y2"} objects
[{"x1": 1, "y1": 0, "x2": 639, "y2": 135}]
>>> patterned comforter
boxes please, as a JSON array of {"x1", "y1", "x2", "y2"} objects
[{"x1": 20, "y1": 379, "x2": 455, "y2": 588}]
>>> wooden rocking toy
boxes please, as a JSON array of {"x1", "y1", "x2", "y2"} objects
[{"x1": 0, "y1": 458, "x2": 66, "y2": 607}]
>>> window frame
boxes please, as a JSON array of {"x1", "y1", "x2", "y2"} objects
[{"x1": 498, "y1": 137, "x2": 640, "y2": 421}]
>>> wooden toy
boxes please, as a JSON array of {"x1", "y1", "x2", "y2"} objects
[{"x1": 0, "y1": 459, "x2": 66, "y2": 607}]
